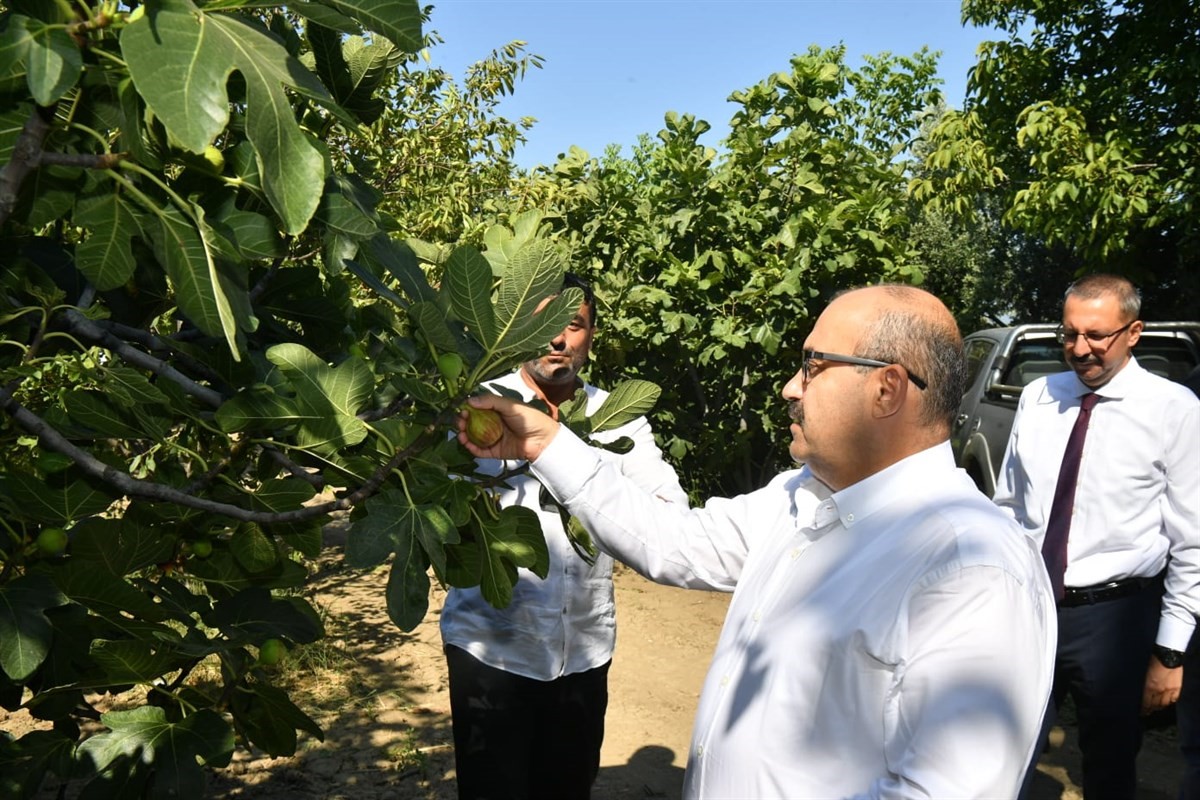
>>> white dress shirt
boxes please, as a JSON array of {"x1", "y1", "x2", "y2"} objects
[
  {"x1": 531, "y1": 432, "x2": 1056, "y2": 798},
  {"x1": 994, "y1": 356, "x2": 1200, "y2": 651},
  {"x1": 439, "y1": 370, "x2": 687, "y2": 681}
]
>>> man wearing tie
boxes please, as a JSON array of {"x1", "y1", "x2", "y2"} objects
[{"x1": 995, "y1": 273, "x2": 1200, "y2": 799}]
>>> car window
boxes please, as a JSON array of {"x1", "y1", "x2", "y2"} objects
[
  {"x1": 964, "y1": 339, "x2": 996, "y2": 390},
  {"x1": 1002, "y1": 339, "x2": 1064, "y2": 387},
  {"x1": 997, "y1": 332, "x2": 1199, "y2": 387},
  {"x1": 1134, "y1": 336, "x2": 1200, "y2": 382}
]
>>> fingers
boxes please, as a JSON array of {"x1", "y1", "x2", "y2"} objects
[
  {"x1": 1141, "y1": 687, "x2": 1179, "y2": 714},
  {"x1": 456, "y1": 393, "x2": 559, "y2": 461},
  {"x1": 465, "y1": 393, "x2": 513, "y2": 412},
  {"x1": 1141, "y1": 662, "x2": 1184, "y2": 714}
]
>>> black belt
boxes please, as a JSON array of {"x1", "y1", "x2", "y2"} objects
[{"x1": 1060, "y1": 574, "x2": 1163, "y2": 607}]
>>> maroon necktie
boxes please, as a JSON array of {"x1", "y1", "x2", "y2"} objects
[{"x1": 1042, "y1": 392, "x2": 1100, "y2": 601}]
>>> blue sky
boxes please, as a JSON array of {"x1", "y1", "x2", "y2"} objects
[{"x1": 422, "y1": 1, "x2": 1002, "y2": 169}]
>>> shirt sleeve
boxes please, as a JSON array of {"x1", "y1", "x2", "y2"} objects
[
  {"x1": 610, "y1": 416, "x2": 690, "y2": 506},
  {"x1": 1157, "y1": 396, "x2": 1200, "y2": 650},
  {"x1": 862, "y1": 563, "x2": 1055, "y2": 799},
  {"x1": 531, "y1": 425, "x2": 765, "y2": 591},
  {"x1": 992, "y1": 387, "x2": 1031, "y2": 525}
]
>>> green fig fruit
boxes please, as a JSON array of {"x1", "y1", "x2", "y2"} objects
[
  {"x1": 258, "y1": 638, "x2": 287, "y2": 666},
  {"x1": 35, "y1": 527, "x2": 68, "y2": 557},
  {"x1": 438, "y1": 352, "x2": 464, "y2": 385},
  {"x1": 201, "y1": 145, "x2": 225, "y2": 173},
  {"x1": 465, "y1": 406, "x2": 504, "y2": 448},
  {"x1": 191, "y1": 538, "x2": 213, "y2": 558}
]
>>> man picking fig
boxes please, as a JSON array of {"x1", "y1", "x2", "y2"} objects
[
  {"x1": 457, "y1": 285, "x2": 1057, "y2": 798},
  {"x1": 439, "y1": 273, "x2": 687, "y2": 800}
]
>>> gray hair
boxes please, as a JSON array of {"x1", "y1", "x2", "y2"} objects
[
  {"x1": 1065, "y1": 273, "x2": 1141, "y2": 321},
  {"x1": 854, "y1": 287, "x2": 967, "y2": 428}
]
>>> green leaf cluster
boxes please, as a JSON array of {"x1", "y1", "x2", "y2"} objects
[
  {"x1": 915, "y1": 0, "x2": 1200, "y2": 320},
  {"x1": 482, "y1": 46, "x2": 943, "y2": 497},
  {"x1": 0, "y1": 2, "x2": 641, "y2": 797}
]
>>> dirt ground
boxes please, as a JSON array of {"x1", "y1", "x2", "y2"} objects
[{"x1": 6, "y1": 533, "x2": 1188, "y2": 799}]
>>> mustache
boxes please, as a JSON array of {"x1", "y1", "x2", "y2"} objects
[
  {"x1": 788, "y1": 399, "x2": 804, "y2": 425},
  {"x1": 1069, "y1": 353, "x2": 1100, "y2": 365}
]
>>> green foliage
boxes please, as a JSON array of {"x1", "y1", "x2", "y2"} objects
[
  {"x1": 332, "y1": 25, "x2": 545, "y2": 244},
  {"x1": 8, "y1": 0, "x2": 1189, "y2": 789},
  {"x1": 490, "y1": 46, "x2": 943, "y2": 497},
  {"x1": 0, "y1": 3, "x2": 644, "y2": 798},
  {"x1": 915, "y1": 0, "x2": 1200, "y2": 318}
]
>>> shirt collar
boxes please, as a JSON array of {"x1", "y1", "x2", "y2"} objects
[
  {"x1": 823, "y1": 441, "x2": 957, "y2": 530},
  {"x1": 1062, "y1": 354, "x2": 1143, "y2": 401}
]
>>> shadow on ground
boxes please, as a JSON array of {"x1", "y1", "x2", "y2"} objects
[{"x1": 593, "y1": 745, "x2": 685, "y2": 798}]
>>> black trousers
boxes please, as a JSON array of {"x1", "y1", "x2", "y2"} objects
[
  {"x1": 1179, "y1": 620, "x2": 1200, "y2": 800},
  {"x1": 1019, "y1": 579, "x2": 1162, "y2": 800},
  {"x1": 444, "y1": 644, "x2": 610, "y2": 800}
]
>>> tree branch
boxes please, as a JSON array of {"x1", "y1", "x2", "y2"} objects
[
  {"x1": 66, "y1": 309, "x2": 323, "y2": 489},
  {"x1": 91, "y1": 319, "x2": 225, "y2": 386},
  {"x1": 0, "y1": 385, "x2": 448, "y2": 524},
  {"x1": 0, "y1": 104, "x2": 55, "y2": 229},
  {"x1": 63, "y1": 308, "x2": 226, "y2": 407}
]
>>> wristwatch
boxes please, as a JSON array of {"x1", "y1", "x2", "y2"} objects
[{"x1": 1153, "y1": 644, "x2": 1186, "y2": 669}]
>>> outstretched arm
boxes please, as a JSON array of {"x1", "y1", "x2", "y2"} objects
[{"x1": 458, "y1": 393, "x2": 758, "y2": 591}]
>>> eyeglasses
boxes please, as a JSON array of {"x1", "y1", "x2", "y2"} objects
[
  {"x1": 1054, "y1": 321, "x2": 1134, "y2": 347},
  {"x1": 801, "y1": 349, "x2": 928, "y2": 391}
]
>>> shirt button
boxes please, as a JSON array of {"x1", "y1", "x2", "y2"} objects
[
  {"x1": 753, "y1": 611, "x2": 761, "y2": 622},
  {"x1": 846, "y1": 513, "x2": 855, "y2": 522},
  {"x1": 696, "y1": 745, "x2": 704, "y2": 757},
  {"x1": 720, "y1": 675, "x2": 730, "y2": 686},
  {"x1": 791, "y1": 548, "x2": 801, "y2": 559}
]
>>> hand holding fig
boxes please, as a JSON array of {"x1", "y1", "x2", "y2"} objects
[{"x1": 457, "y1": 395, "x2": 560, "y2": 461}]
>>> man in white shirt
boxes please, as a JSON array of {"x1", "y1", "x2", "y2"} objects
[
  {"x1": 1182, "y1": 366, "x2": 1200, "y2": 800},
  {"x1": 994, "y1": 274, "x2": 1200, "y2": 799},
  {"x1": 440, "y1": 274, "x2": 687, "y2": 800},
  {"x1": 456, "y1": 284, "x2": 1057, "y2": 798}
]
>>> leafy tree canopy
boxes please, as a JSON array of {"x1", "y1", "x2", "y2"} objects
[
  {"x1": 487, "y1": 46, "x2": 944, "y2": 497},
  {"x1": 914, "y1": 0, "x2": 1200, "y2": 318},
  {"x1": 0, "y1": 1, "x2": 650, "y2": 795}
]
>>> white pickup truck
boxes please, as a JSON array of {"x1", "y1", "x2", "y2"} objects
[{"x1": 950, "y1": 322, "x2": 1200, "y2": 496}]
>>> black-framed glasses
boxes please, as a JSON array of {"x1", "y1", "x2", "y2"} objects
[
  {"x1": 801, "y1": 349, "x2": 928, "y2": 391},
  {"x1": 1054, "y1": 321, "x2": 1134, "y2": 347}
]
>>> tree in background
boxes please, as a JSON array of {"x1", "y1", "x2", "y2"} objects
[
  {"x1": 908, "y1": 101, "x2": 1078, "y2": 330},
  {"x1": 914, "y1": 0, "x2": 1200, "y2": 319},
  {"x1": 335, "y1": 18, "x2": 544, "y2": 245},
  {"x1": 490, "y1": 46, "x2": 944, "y2": 498}
]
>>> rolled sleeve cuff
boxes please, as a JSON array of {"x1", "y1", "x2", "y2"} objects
[{"x1": 1158, "y1": 613, "x2": 1197, "y2": 652}]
